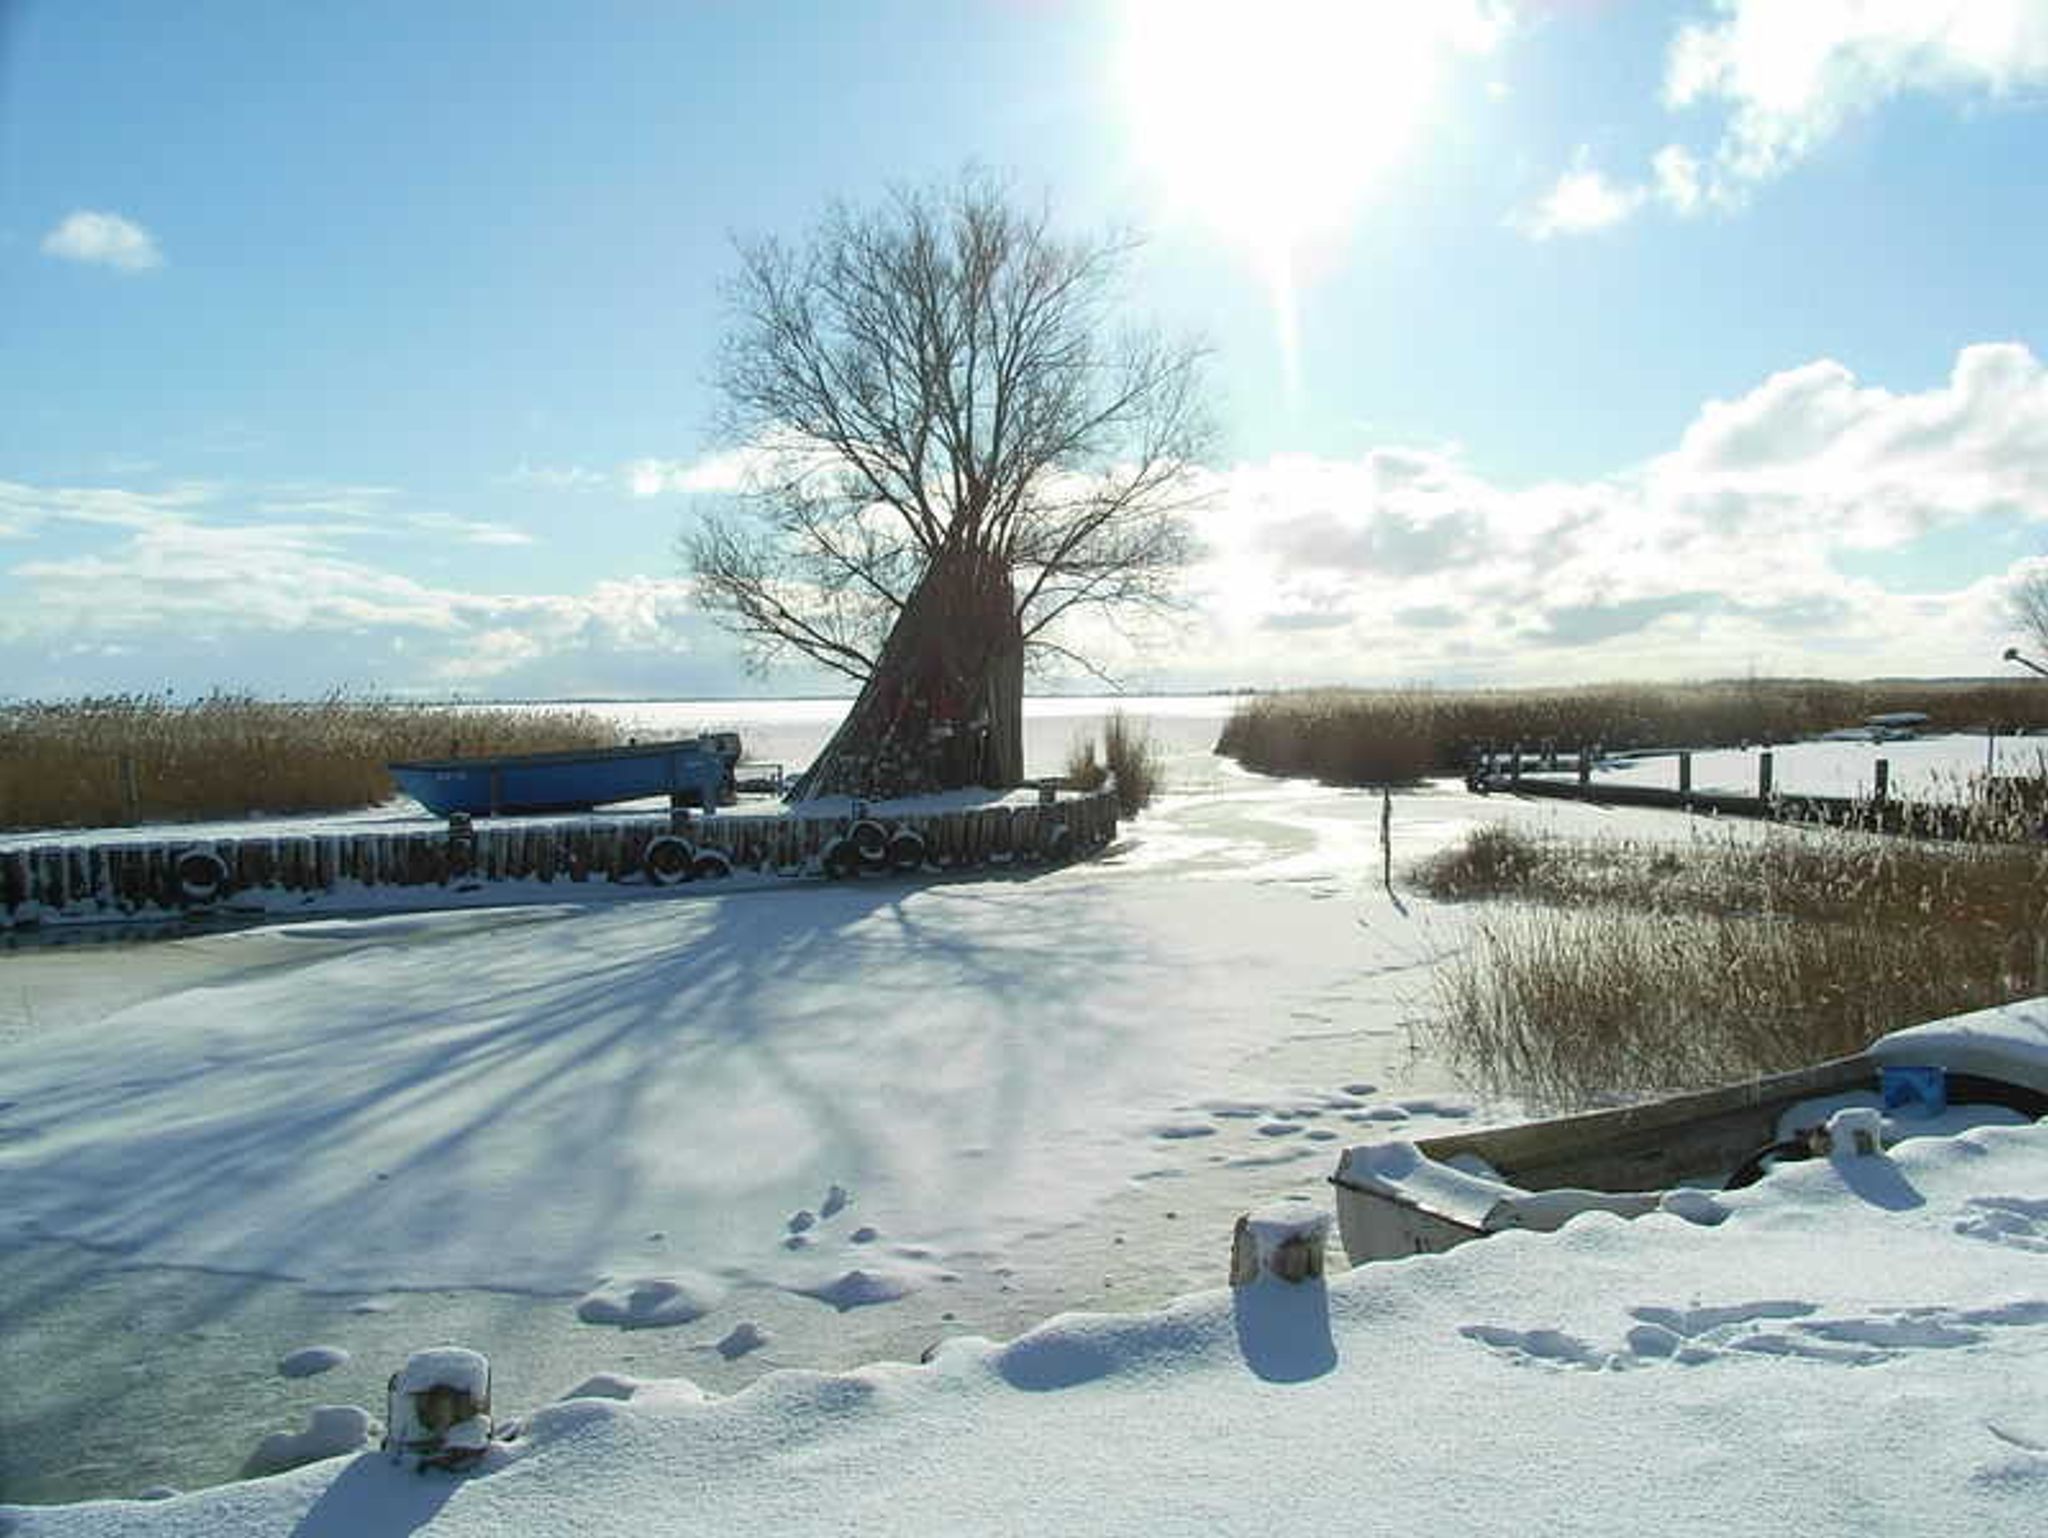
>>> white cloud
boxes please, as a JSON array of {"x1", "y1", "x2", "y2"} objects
[
  {"x1": 11, "y1": 347, "x2": 2048, "y2": 696},
  {"x1": 1651, "y1": 143, "x2": 1704, "y2": 214},
  {"x1": 41, "y1": 210, "x2": 164, "y2": 272},
  {"x1": 503, "y1": 462, "x2": 610, "y2": 492},
  {"x1": 1050, "y1": 341, "x2": 2048, "y2": 689},
  {"x1": 1668, "y1": 0, "x2": 2048, "y2": 200},
  {"x1": 1513, "y1": 155, "x2": 1644, "y2": 239}
]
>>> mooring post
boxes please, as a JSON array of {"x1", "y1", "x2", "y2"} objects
[
  {"x1": 1230, "y1": 1207, "x2": 1329, "y2": 1287},
  {"x1": 1678, "y1": 751, "x2": 1692, "y2": 796},
  {"x1": 1758, "y1": 750, "x2": 1774, "y2": 800},
  {"x1": 117, "y1": 753, "x2": 141, "y2": 825}
]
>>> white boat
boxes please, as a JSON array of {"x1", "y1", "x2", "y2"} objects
[{"x1": 1330, "y1": 1000, "x2": 2048, "y2": 1267}]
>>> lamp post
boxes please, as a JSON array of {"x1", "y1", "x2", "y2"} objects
[{"x1": 2003, "y1": 646, "x2": 2048, "y2": 679}]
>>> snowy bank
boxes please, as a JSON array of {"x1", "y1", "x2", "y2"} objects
[{"x1": 9, "y1": 1103, "x2": 2046, "y2": 1535}]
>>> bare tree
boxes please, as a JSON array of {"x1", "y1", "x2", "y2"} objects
[
  {"x1": 2015, "y1": 566, "x2": 2048, "y2": 656},
  {"x1": 686, "y1": 173, "x2": 1211, "y2": 799}
]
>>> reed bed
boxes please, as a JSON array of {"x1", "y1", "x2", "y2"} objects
[
  {"x1": 0, "y1": 693, "x2": 620, "y2": 830},
  {"x1": 1414, "y1": 821, "x2": 2048, "y2": 1109},
  {"x1": 1219, "y1": 679, "x2": 2048, "y2": 785},
  {"x1": 1064, "y1": 709, "x2": 1165, "y2": 816}
]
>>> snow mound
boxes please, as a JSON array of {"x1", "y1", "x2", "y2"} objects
[
  {"x1": 276, "y1": 1345, "x2": 349, "y2": 1380},
  {"x1": 558, "y1": 1372, "x2": 643, "y2": 1402},
  {"x1": 716, "y1": 1321, "x2": 770, "y2": 1359},
  {"x1": 575, "y1": 1276, "x2": 721, "y2": 1330},
  {"x1": 240, "y1": 1405, "x2": 379, "y2": 1478},
  {"x1": 792, "y1": 1268, "x2": 915, "y2": 1312}
]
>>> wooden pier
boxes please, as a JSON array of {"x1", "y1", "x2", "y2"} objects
[
  {"x1": 0, "y1": 787, "x2": 1122, "y2": 930},
  {"x1": 1474, "y1": 746, "x2": 2043, "y2": 842}
]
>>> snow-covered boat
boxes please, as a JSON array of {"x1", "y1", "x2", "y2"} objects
[
  {"x1": 388, "y1": 734, "x2": 742, "y2": 817},
  {"x1": 1330, "y1": 1000, "x2": 2048, "y2": 1266}
]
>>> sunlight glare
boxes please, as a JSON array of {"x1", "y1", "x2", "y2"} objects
[{"x1": 1118, "y1": 0, "x2": 1474, "y2": 392}]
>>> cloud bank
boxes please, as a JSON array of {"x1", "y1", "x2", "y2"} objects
[{"x1": 6, "y1": 345, "x2": 2046, "y2": 697}]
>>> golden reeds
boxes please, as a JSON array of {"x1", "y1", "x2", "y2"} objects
[{"x1": 0, "y1": 692, "x2": 620, "y2": 830}]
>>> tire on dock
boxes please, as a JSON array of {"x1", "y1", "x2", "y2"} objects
[
  {"x1": 886, "y1": 827, "x2": 927, "y2": 873},
  {"x1": 643, "y1": 835, "x2": 695, "y2": 886},
  {"x1": 173, "y1": 847, "x2": 231, "y2": 906}
]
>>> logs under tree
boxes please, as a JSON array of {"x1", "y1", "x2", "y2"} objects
[{"x1": 685, "y1": 173, "x2": 1211, "y2": 801}]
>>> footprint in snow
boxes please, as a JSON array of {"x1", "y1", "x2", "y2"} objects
[
  {"x1": 787, "y1": 1209, "x2": 815, "y2": 1234},
  {"x1": 821, "y1": 1184, "x2": 850, "y2": 1219}
]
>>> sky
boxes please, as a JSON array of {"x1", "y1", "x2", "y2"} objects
[{"x1": 3, "y1": 0, "x2": 2047, "y2": 701}]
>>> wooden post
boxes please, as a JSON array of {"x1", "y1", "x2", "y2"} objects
[
  {"x1": 117, "y1": 754, "x2": 141, "y2": 825},
  {"x1": 1678, "y1": 752, "x2": 1692, "y2": 795},
  {"x1": 1230, "y1": 1208, "x2": 1329, "y2": 1287},
  {"x1": 1577, "y1": 747, "x2": 1591, "y2": 788},
  {"x1": 1509, "y1": 743, "x2": 1523, "y2": 783},
  {"x1": 1758, "y1": 750, "x2": 1774, "y2": 800},
  {"x1": 1380, "y1": 787, "x2": 1393, "y2": 896},
  {"x1": 1873, "y1": 758, "x2": 1890, "y2": 803}
]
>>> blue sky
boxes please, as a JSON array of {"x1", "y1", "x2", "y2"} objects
[{"x1": 4, "y1": 0, "x2": 2047, "y2": 699}]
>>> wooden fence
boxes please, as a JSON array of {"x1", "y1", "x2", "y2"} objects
[{"x1": 0, "y1": 789, "x2": 1121, "y2": 929}]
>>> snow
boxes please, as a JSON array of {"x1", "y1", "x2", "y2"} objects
[
  {"x1": 393, "y1": 1348, "x2": 489, "y2": 1397},
  {"x1": 4, "y1": 707, "x2": 2046, "y2": 1528},
  {"x1": 276, "y1": 1347, "x2": 348, "y2": 1380},
  {"x1": 10, "y1": 1114, "x2": 2048, "y2": 1534},
  {"x1": 237, "y1": 1406, "x2": 378, "y2": 1479},
  {"x1": 1870, "y1": 997, "x2": 2048, "y2": 1095},
  {"x1": 574, "y1": 1277, "x2": 720, "y2": 1331}
]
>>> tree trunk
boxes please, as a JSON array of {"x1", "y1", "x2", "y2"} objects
[{"x1": 791, "y1": 546, "x2": 1025, "y2": 801}]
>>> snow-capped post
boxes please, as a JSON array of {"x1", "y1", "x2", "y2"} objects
[
  {"x1": 1230, "y1": 1206, "x2": 1329, "y2": 1287},
  {"x1": 385, "y1": 1347, "x2": 492, "y2": 1472}
]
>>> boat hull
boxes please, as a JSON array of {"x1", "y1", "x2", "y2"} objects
[{"x1": 389, "y1": 739, "x2": 733, "y2": 817}]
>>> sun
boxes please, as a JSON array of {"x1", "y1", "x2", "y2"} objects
[{"x1": 1117, "y1": 1, "x2": 1477, "y2": 384}]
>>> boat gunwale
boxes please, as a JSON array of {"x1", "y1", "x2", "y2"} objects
[{"x1": 388, "y1": 737, "x2": 727, "y2": 774}]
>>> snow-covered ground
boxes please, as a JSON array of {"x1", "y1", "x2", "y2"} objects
[
  {"x1": 3, "y1": 703, "x2": 2043, "y2": 1530},
  {"x1": 1536, "y1": 732, "x2": 2048, "y2": 803}
]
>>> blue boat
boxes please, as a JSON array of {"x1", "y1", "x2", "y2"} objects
[{"x1": 388, "y1": 734, "x2": 741, "y2": 817}]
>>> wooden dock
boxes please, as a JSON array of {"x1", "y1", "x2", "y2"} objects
[
  {"x1": 1476, "y1": 746, "x2": 2042, "y2": 841},
  {"x1": 0, "y1": 788, "x2": 1121, "y2": 930}
]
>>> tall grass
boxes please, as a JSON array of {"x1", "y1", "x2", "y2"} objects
[
  {"x1": 1063, "y1": 709, "x2": 1165, "y2": 816},
  {"x1": 1219, "y1": 679, "x2": 2048, "y2": 785},
  {"x1": 0, "y1": 693, "x2": 620, "y2": 830},
  {"x1": 1414, "y1": 823, "x2": 2048, "y2": 1108}
]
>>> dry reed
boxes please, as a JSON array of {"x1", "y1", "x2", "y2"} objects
[
  {"x1": 1415, "y1": 821, "x2": 2048, "y2": 1109},
  {"x1": 0, "y1": 693, "x2": 620, "y2": 830},
  {"x1": 1219, "y1": 679, "x2": 2048, "y2": 786}
]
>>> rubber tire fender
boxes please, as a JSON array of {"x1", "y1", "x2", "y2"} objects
[{"x1": 643, "y1": 835, "x2": 695, "y2": 886}]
